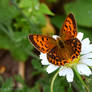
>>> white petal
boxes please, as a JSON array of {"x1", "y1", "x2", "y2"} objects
[
  {"x1": 40, "y1": 53, "x2": 46, "y2": 59},
  {"x1": 77, "y1": 64, "x2": 91, "y2": 76},
  {"x1": 41, "y1": 59, "x2": 49, "y2": 65},
  {"x1": 59, "y1": 66, "x2": 66, "y2": 76},
  {"x1": 79, "y1": 59, "x2": 92, "y2": 66},
  {"x1": 81, "y1": 44, "x2": 92, "y2": 54},
  {"x1": 77, "y1": 32, "x2": 83, "y2": 41},
  {"x1": 52, "y1": 35, "x2": 59, "y2": 40},
  {"x1": 46, "y1": 64, "x2": 59, "y2": 74},
  {"x1": 81, "y1": 38, "x2": 90, "y2": 54},
  {"x1": 66, "y1": 68, "x2": 74, "y2": 82},
  {"x1": 82, "y1": 38, "x2": 90, "y2": 46},
  {"x1": 81, "y1": 53, "x2": 92, "y2": 59},
  {"x1": 59, "y1": 67, "x2": 74, "y2": 82},
  {"x1": 40, "y1": 53, "x2": 49, "y2": 65}
]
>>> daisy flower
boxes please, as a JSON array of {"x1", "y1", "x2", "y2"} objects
[{"x1": 40, "y1": 32, "x2": 92, "y2": 82}]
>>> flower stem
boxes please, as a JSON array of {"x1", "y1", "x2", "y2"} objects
[
  {"x1": 73, "y1": 66, "x2": 89, "y2": 92},
  {"x1": 50, "y1": 67, "x2": 64, "y2": 92}
]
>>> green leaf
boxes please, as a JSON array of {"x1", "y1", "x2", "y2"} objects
[
  {"x1": 19, "y1": 0, "x2": 47, "y2": 32},
  {"x1": 0, "y1": 0, "x2": 18, "y2": 24},
  {"x1": 0, "y1": 26, "x2": 33, "y2": 61},
  {"x1": 0, "y1": 35, "x2": 11, "y2": 49},
  {"x1": 78, "y1": 26, "x2": 92, "y2": 41},
  {"x1": 19, "y1": 0, "x2": 39, "y2": 9},
  {"x1": 32, "y1": 59, "x2": 44, "y2": 72},
  {"x1": 51, "y1": 15, "x2": 65, "y2": 29},
  {"x1": 39, "y1": 3, "x2": 54, "y2": 16},
  {"x1": 65, "y1": 0, "x2": 92, "y2": 27}
]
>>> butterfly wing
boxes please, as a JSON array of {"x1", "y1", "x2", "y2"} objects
[
  {"x1": 29, "y1": 34, "x2": 56, "y2": 53},
  {"x1": 47, "y1": 38, "x2": 81, "y2": 66},
  {"x1": 47, "y1": 46, "x2": 70, "y2": 66},
  {"x1": 60, "y1": 13, "x2": 77, "y2": 40},
  {"x1": 69, "y1": 38, "x2": 81, "y2": 60}
]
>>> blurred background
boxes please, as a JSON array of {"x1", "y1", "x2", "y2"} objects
[{"x1": 0, "y1": 0, "x2": 92, "y2": 92}]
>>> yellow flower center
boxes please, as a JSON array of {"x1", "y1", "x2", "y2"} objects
[{"x1": 64, "y1": 56, "x2": 80, "y2": 67}]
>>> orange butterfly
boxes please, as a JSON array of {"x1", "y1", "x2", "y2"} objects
[{"x1": 29, "y1": 13, "x2": 81, "y2": 66}]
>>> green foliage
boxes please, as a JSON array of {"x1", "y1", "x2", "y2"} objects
[
  {"x1": 73, "y1": 70, "x2": 86, "y2": 92},
  {"x1": 0, "y1": 0, "x2": 92, "y2": 92},
  {"x1": 0, "y1": 0, "x2": 54, "y2": 61},
  {"x1": 19, "y1": 0, "x2": 54, "y2": 27},
  {"x1": 0, "y1": 0, "x2": 18, "y2": 25},
  {"x1": 47, "y1": 0, "x2": 57, "y2": 3},
  {"x1": 65, "y1": 0, "x2": 92, "y2": 27},
  {"x1": 86, "y1": 75, "x2": 92, "y2": 92},
  {"x1": 51, "y1": 15, "x2": 65, "y2": 29},
  {"x1": 32, "y1": 59, "x2": 44, "y2": 72},
  {"x1": 0, "y1": 75, "x2": 41, "y2": 92},
  {"x1": 78, "y1": 27, "x2": 92, "y2": 41},
  {"x1": 0, "y1": 77, "x2": 14, "y2": 92}
]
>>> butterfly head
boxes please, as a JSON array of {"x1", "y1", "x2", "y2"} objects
[{"x1": 57, "y1": 38, "x2": 65, "y2": 48}]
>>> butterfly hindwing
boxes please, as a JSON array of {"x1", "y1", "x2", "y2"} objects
[
  {"x1": 29, "y1": 34, "x2": 56, "y2": 53},
  {"x1": 70, "y1": 38, "x2": 81, "y2": 60},
  {"x1": 60, "y1": 13, "x2": 77, "y2": 40},
  {"x1": 47, "y1": 38, "x2": 81, "y2": 66},
  {"x1": 47, "y1": 46, "x2": 69, "y2": 66}
]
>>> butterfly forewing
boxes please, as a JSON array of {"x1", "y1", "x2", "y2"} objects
[
  {"x1": 29, "y1": 34, "x2": 56, "y2": 53},
  {"x1": 60, "y1": 13, "x2": 77, "y2": 40}
]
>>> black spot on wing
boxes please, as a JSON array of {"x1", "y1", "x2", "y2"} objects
[
  {"x1": 70, "y1": 38, "x2": 81, "y2": 59},
  {"x1": 65, "y1": 24, "x2": 68, "y2": 28},
  {"x1": 68, "y1": 13, "x2": 76, "y2": 29},
  {"x1": 42, "y1": 37, "x2": 44, "y2": 41},
  {"x1": 66, "y1": 19, "x2": 71, "y2": 24},
  {"x1": 40, "y1": 41, "x2": 43, "y2": 46},
  {"x1": 29, "y1": 35, "x2": 40, "y2": 49},
  {"x1": 69, "y1": 25, "x2": 71, "y2": 31}
]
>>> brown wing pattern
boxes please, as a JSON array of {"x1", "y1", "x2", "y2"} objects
[
  {"x1": 70, "y1": 38, "x2": 81, "y2": 60},
  {"x1": 60, "y1": 13, "x2": 77, "y2": 40},
  {"x1": 47, "y1": 46, "x2": 69, "y2": 66},
  {"x1": 29, "y1": 34, "x2": 56, "y2": 53},
  {"x1": 47, "y1": 38, "x2": 81, "y2": 66},
  {"x1": 28, "y1": 14, "x2": 81, "y2": 66}
]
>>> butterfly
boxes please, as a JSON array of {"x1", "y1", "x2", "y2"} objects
[{"x1": 29, "y1": 13, "x2": 81, "y2": 66}]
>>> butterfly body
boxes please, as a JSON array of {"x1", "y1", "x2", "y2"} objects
[{"x1": 29, "y1": 13, "x2": 81, "y2": 66}]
